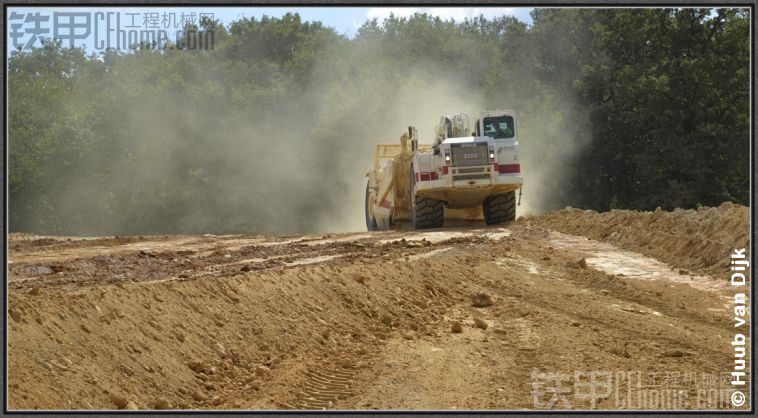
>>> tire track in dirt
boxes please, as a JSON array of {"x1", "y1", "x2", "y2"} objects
[
  {"x1": 289, "y1": 365, "x2": 358, "y2": 409},
  {"x1": 7, "y1": 206, "x2": 747, "y2": 411}
]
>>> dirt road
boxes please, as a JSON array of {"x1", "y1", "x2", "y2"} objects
[{"x1": 7, "y1": 203, "x2": 750, "y2": 410}]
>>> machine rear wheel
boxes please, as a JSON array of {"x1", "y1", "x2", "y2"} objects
[
  {"x1": 365, "y1": 183, "x2": 378, "y2": 231},
  {"x1": 483, "y1": 191, "x2": 516, "y2": 225}
]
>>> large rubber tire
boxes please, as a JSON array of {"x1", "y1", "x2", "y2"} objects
[
  {"x1": 412, "y1": 196, "x2": 444, "y2": 229},
  {"x1": 483, "y1": 191, "x2": 516, "y2": 225},
  {"x1": 365, "y1": 183, "x2": 378, "y2": 231}
]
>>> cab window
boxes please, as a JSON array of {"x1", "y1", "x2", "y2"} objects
[{"x1": 482, "y1": 116, "x2": 514, "y2": 139}]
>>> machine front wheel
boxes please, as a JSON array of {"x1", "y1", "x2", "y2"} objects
[{"x1": 483, "y1": 191, "x2": 516, "y2": 225}]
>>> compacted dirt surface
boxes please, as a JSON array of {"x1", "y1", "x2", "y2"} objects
[{"x1": 6, "y1": 203, "x2": 751, "y2": 411}]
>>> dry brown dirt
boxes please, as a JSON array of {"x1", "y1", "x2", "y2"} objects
[
  {"x1": 526, "y1": 202, "x2": 749, "y2": 276},
  {"x1": 6, "y1": 205, "x2": 751, "y2": 411}
]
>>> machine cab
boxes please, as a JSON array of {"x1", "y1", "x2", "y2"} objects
[{"x1": 474, "y1": 111, "x2": 517, "y2": 140}]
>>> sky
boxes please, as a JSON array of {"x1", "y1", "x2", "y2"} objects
[
  {"x1": 6, "y1": 6, "x2": 534, "y2": 54},
  {"x1": 215, "y1": 7, "x2": 534, "y2": 36}
]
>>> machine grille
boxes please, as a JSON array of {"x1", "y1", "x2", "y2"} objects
[{"x1": 451, "y1": 143, "x2": 489, "y2": 166}]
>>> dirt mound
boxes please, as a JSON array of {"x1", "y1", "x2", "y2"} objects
[
  {"x1": 524, "y1": 202, "x2": 749, "y2": 276},
  {"x1": 7, "y1": 231, "x2": 480, "y2": 410},
  {"x1": 7, "y1": 223, "x2": 742, "y2": 410}
]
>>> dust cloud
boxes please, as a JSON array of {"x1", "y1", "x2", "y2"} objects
[
  {"x1": 312, "y1": 57, "x2": 591, "y2": 232},
  {"x1": 11, "y1": 15, "x2": 589, "y2": 236}
]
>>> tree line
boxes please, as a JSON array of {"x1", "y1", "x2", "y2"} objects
[{"x1": 8, "y1": 8, "x2": 750, "y2": 235}]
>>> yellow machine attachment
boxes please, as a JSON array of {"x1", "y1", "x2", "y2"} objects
[
  {"x1": 443, "y1": 206, "x2": 484, "y2": 222},
  {"x1": 370, "y1": 131, "x2": 417, "y2": 223},
  {"x1": 367, "y1": 127, "x2": 483, "y2": 228}
]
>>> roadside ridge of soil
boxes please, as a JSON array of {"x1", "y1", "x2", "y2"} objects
[{"x1": 524, "y1": 202, "x2": 749, "y2": 276}]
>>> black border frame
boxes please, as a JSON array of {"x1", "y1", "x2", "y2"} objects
[{"x1": 1, "y1": 1, "x2": 755, "y2": 415}]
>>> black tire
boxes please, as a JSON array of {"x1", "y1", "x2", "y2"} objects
[
  {"x1": 483, "y1": 191, "x2": 516, "y2": 225},
  {"x1": 412, "y1": 196, "x2": 444, "y2": 229},
  {"x1": 365, "y1": 182, "x2": 378, "y2": 231},
  {"x1": 410, "y1": 165, "x2": 443, "y2": 229}
]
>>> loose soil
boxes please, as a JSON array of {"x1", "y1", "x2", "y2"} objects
[{"x1": 7, "y1": 205, "x2": 750, "y2": 410}]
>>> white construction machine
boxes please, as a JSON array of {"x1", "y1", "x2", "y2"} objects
[{"x1": 365, "y1": 110, "x2": 523, "y2": 230}]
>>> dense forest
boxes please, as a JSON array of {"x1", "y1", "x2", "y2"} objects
[{"x1": 8, "y1": 8, "x2": 750, "y2": 235}]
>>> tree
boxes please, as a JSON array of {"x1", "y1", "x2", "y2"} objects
[{"x1": 7, "y1": 9, "x2": 750, "y2": 235}]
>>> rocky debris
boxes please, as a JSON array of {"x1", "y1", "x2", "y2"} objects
[
  {"x1": 8, "y1": 309, "x2": 22, "y2": 323},
  {"x1": 109, "y1": 394, "x2": 129, "y2": 409},
  {"x1": 472, "y1": 292, "x2": 494, "y2": 307},
  {"x1": 255, "y1": 365, "x2": 270, "y2": 377},
  {"x1": 29, "y1": 287, "x2": 42, "y2": 296},
  {"x1": 125, "y1": 401, "x2": 139, "y2": 410},
  {"x1": 402, "y1": 331, "x2": 416, "y2": 340},
  {"x1": 678, "y1": 269, "x2": 689, "y2": 275},
  {"x1": 81, "y1": 324, "x2": 91, "y2": 333},
  {"x1": 451, "y1": 321, "x2": 463, "y2": 333},
  {"x1": 187, "y1": 360, "x2": 205, "y2": 373},
  {"x1": 571, "y1": 321, "x2": 581, "y2": 327},
  {"x1": 577, "y1": 258, "x2": 587, "y2": 268},
  {"x1": 191, "y1": 390, "x2": 208, "y2": 402},
  {"x1": 321, "y1": 328, "x2": 331, "y2": 339},
  {"x1": 152, "y1": 399, "x2": 171, "y2": 409},
  {"x1": 214, "y1": 342, "x2": 227, "y2": 358},
  {"x1": 27, "y1": 265, "x2": 54, "y2": 275},
  {"x1": 473, "y1": 317, "x2": 488, "y2": 330}
]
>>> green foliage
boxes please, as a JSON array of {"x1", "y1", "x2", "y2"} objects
[
  {"x1": 572, "y1": 8, "x2": 750, "y2": 210},
  {"x1": 7, "y1": 9, "x2": 750, "y2": 235}
]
